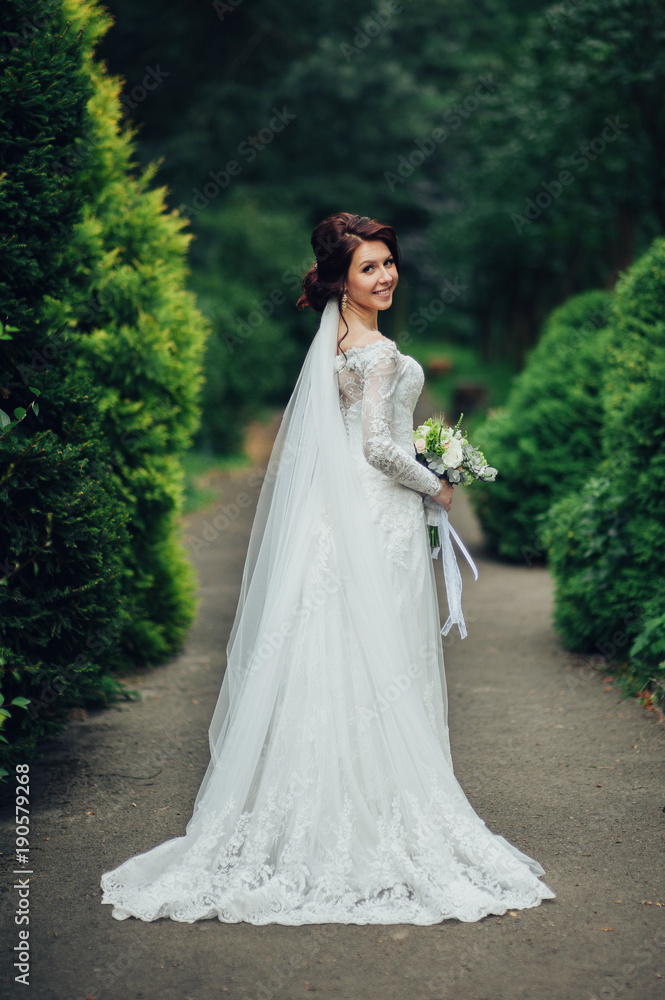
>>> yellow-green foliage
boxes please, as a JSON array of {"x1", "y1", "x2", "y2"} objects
[
  {"x1": 52, "y1": 0, "x2": 209, "y2": 660},
  {"x1": 544, "y1": 238, "x2": 665, "y2": 700}
]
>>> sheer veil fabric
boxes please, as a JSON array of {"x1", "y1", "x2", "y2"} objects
[{"x1": 100, "y1": 298, "x2": 556, "y2": 924}]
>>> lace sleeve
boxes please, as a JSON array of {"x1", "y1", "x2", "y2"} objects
[{"x1": 361, "y1": 344, "x2": 442, "y2": 496}]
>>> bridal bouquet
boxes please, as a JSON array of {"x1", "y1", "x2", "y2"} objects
[{"x1": 413, "y1": 413, "x2": 498, "y2": 550}]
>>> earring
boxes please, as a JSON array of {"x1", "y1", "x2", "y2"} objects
[{"x1": 341, "y1": 290, "x2": 348, "y2": 311}]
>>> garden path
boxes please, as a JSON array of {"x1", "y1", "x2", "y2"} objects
[{"x1": 1, "y1": 398, "x2": 664, "y2": 1000}]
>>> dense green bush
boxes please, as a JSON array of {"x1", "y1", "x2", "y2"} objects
[
  {"x1": 49, "y1": 0, "x2": 209, "y2": 662},
  {"x1": 0, "y1": 371, "x2": 134, "y2": 770},
  {"x1": 626, "y1": 590, "x2": 665, "y2": 704},
  {"x1": 542, "y1": 475, "x2": 642, "y2": 650},
  {"x1": 0, "y1": 1, "x2": 132, "y2": 773},
  {"x1": 470, "y1": 290, "x2": 614, "y2": 561},
  {"x1": 544, "y1": 238, "x2": 665, "y2": 700},
  {"x1": 0, "y1": 0, "x2": 208, "y2": 774}
]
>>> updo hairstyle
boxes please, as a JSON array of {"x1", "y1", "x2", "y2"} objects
[{"x1": 296, "y1": 213, "x2": 400, "y2": 352}]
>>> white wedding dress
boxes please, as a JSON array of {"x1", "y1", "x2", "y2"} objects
[{"x1": 101, "y1": 303, "x2": 555, "y2": 924}]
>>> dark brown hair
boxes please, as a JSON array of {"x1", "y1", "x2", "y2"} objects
[{"x1": 296, "y1": 212, "x2": 401, "y2": 353}]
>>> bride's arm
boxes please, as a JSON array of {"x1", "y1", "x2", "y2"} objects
[{"x1": 360, "y1": 345, "x2": 447, "y2": 499}]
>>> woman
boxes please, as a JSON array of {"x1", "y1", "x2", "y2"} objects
[{"x1": 101, "y1": 213, "x2": 555, "y2": 924}]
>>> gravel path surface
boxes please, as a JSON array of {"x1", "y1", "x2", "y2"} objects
[{"x1": 1, "y1": 403, "x2": 664, "y2": 1000}]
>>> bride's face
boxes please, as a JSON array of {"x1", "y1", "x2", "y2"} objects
[{"x1": 344, "y1": 240, "x2": 398, "y2": 314}]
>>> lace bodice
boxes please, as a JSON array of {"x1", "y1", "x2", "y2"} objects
[{"x1": 335, "y1": 339, "x2": 441, "y2": 496}]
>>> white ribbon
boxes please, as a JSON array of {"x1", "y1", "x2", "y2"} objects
[{"x1": 425, "y1": 499, "x2": 478, "y2": 639}]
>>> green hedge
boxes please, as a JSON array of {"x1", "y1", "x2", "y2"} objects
[
  {"x1": 0, "y1": 373, "x2": 134, "y2": 768},
  {"x1": 0, "y1": 0, "x2": 207, "y2": 774},
  {"x1": 544, "y1": 238, "x2": 665, "y2": 701},
  {"x1": 50, "y1": 0, "x2": 208, "y2": 662},
  {"x1": 0, "y1": 0, "x2": 133, "y2": 771},
  {"x1": 470, "y1": 290, "x2": 614, "y2": 561}
]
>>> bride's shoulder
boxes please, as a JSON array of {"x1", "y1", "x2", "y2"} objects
[{"x1": 337, "y1": 335, "x2": 398, "y2": 358}]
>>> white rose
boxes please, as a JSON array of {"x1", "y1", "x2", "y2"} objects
[
  {"x1": 442, "y1": 439, "x2": 464, "y2": 467},
  {"x1": 414, "y1": 438, "x2": 427, "y2": 453}
]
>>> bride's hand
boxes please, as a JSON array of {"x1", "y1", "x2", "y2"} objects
[{"x1": 432, "y1": 479, "x2": 454, "y2": 511}]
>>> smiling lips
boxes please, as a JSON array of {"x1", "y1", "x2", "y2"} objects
[{"x1": 373, "y1": 287, "x2": 392, "y2": 297}]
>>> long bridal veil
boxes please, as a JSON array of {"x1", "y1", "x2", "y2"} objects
[{"x1": 193, "y1": 296, "x2": 449, "y2": 815}]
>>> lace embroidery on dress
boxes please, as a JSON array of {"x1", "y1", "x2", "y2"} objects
[
  {"x1": 101, "y1": 758, "x2": 554, "y2": 925},
  {"x1": 100, "y1": 335, "x2": 556, "y2": 926},
  {"x1": 335, "y1": 340, "x2": 440, "y2": 571},
  {"x1": 336, "y1": 340, "x2": 441, "y2": 495}
]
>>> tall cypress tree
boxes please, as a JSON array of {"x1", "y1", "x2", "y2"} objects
[
  {"x1": 0, "y1": 0, "x2": 208, "y2": 774},
  {"x1": 0, "y1": 0, "x2": 131, "y2": 771},
  {"x1": 52, "y1": 0, "x2": 208, "y2": 662}
]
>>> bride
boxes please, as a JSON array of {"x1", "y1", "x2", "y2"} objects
[{"x1": 101, "y1": 212, "x2": 555, "y2": 924}]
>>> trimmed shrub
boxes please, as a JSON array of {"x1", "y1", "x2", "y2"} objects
[
  {"x1": 471, "y1": 290, "x2": 614, "y2": 561},
  {"x1": 543, "y1": 238, "x2": 665, "y2": 688},
  {"x1": 47, "y1": 0, "x2": 209, "y2": 662},
  {"x1": 626, "y1": 590, "x2": 665, "y2": 705},
  {"x1": 542, "y1": 474, "x2": 643, "y2": 654},
  {"x1": 0, "y1": 0, "x2": 208, "y2": 773},
  {"x1": 0, "y1": 1, "x2": 131, "y2": 772}
]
